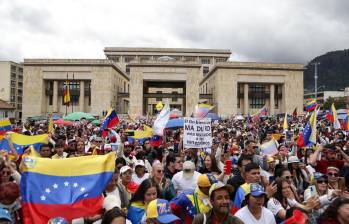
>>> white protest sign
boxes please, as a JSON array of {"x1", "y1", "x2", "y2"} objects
[{"x1": 183, "y1": 117, "x2": 212, "y2": 148}]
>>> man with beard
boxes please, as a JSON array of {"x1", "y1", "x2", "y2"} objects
[
  {"x1": 193, "y1": 182, "x2": 243, "y2": 224},
  {"x1": 309, "y1": 144, "x2": 349, "y2": 174}
]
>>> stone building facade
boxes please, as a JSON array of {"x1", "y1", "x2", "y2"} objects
[{"x1": 22, "y1": 47, "x2": 304, "y2": 118}]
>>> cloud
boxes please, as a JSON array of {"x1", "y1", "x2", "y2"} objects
[{"x1": 0, "y1": 0, "x2": 348, "y2": 63}]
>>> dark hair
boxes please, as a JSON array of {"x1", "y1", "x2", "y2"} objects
[
  {"x1": 40, "y1": 143, "x2": 52, "y2": 150},
  {"x1": 273, "y1": 177, "x2": 289, "y2": 209},
  {"x1": 200, "y1": 154, "x2": 221, "y2": 173},
  {"x1": 55, "y1": 139, "x2": 65, "y2": 148},
  {"x1": 101, "y1": 207, "x2": 126, "y2": 224},
  {"x1": 274, "y1": 166, "x2": 289, "y2": 178},
  {"x1": 244, "y1": 163, "x2": 259, "y2": 173},
  {"x1": 129, "y1": 179, "x2": 161, "y2": 204},
  {"x1": 237, "y1": 155, "x2": 253, "y2": 167},
  {"x1": 165, "y1": 152, "x2": 176, "y2": 166},
  {"x1": 318, "y1": 197, "x2": 349, "y2": 223},
  {"x1": 115, "y1": 157, "x2": 126, "y2": 167},
  {"x1": 245, "y1": 140, "x2": 256, "y2": 146}
]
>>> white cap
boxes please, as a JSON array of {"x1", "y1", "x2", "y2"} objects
[
  {"x1": 120, "y1": 165, "x2": 132, "y2": 174},
  {"x1": 288, "y1": 156, "x2": 300, "y2": 163},
  {"x1": 135, "y1": 160, "x2": 145, "y2": 167}
]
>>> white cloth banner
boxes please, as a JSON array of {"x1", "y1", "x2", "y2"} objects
[
  {"x1": 153, "y1": 104, "x2": 170, "y2": 136},
  {"x1": 183, "y1": 117, "x2": 212, "y2": 148}
]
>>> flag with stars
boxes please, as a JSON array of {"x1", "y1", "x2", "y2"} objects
[
  {"x1": 20, "y1": 152, "x2": 116, "y2": 223},
  {"x1": 0, "y1": 132, "x2": 48, "y2": 154},
  {"x1": 100, "y1": 109, "x2": 119, "y2": 137}
]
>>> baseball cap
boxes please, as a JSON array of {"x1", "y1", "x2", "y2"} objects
[
  {"x1": 120, "y1": 165, "x2": 132, "y2": 174},
  {"x1": 0, "y1": 208, "x2": 12, "y2": 222},
  {"x1": 47, "y1": 217, "x2": 68, "y2": 224},
  {"x1": 249, "y1": 183, "x2": 267, "y2": 197},
  {"x1": 182, "y1": 161, "x2": 195, "y2": 179},
  {"x1": 313, "y1": 172, "x2": 327, "y2": 180},
  {"x1": 197, "y1": 173, "x2": 217, "y2": 188},
  {"x1": 146, "y1": 199, "x2": 179, "y2": 223},
  {"x1": 209, "y1": 181, "x2": 233, "y2": 197},
  {"x1": 288, "y1": 156, "x2": 300, "y2": 164},
  {"x1": 134, "y1": 160, "x2": 145, "y2": 168}
]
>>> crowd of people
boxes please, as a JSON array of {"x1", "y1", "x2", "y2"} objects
[{"x1": 1, "y1": 112, "x2": 349, "y2": 224}]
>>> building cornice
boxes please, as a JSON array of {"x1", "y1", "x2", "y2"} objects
[
  {"x1": 200, "y1": 62, "x2": 304, "y2": 85},
  {"x1": 24, "y1": 59, "x2": 129, "y2": 81},
  {"x1": 127, "y1": 62, "x2": 202, "y2": 68},
  {"x1": 104, "y1": 47, "x2": 231, "y2": 55}
]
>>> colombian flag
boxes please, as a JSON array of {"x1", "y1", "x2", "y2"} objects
[
  {"x1": 63, "y1": 81, "x2": 71, "y2": 106},
  {"x1": 0, "y1": 133, "x2": 48, "y2": 154},
  {"x1": 21, "y1": 152, "x2": 115, "y2": 223},
  {"x1": 100, "y1": 109, "x2": 119, "y2": 137},
  {"x1": 304, "y1": 100, "x2": 317, "y2": 112},
  {"x1": 0, "y1": 118, "x2": 12, "y2": 139}
]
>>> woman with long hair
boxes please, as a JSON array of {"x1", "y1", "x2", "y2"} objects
[
  {"x1": 287, "y1": 156, "x2": 310, "y2": 196},
  {"x1": 126, "y1": 179, "x2": 160, "y2": 224},
  {"x1": 199, "y1": 154, "x2": 224, "y2": 181},
  {"x1": 318, "y1": 197, "x2": 349, "y2": 224},
  {"x1": 267, "y1": 177, "x2": 319, "y2": 223}
]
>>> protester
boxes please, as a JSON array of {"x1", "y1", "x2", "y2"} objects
[
  {"x1": 132, "y1": 160, "x2": 150, "y2": 185},
  {"x1": 172, "y1": 160, "x2": 200, "y2": 194},
  {"x1": 318, "y1": 197, "x2": 349, "y2": 224},
  {"x1": 145, "y1": 199, "x2": 180, "y2": 224}
]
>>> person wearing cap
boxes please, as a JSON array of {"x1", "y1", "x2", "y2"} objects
[
  {"x1": 309, "y1": 143, "x2": 349, "y2": 174},
  {"x1": 0, "y1": 208, "x2": 12, "y2": 224},
  {"x1": 235, "y1": 183, "x2": 276, "y2": 224},
  {"x1": 132, "y1": 160, "x2": 150, "y2": 185},
  {"x1": 192, "y1": 182, "x2": 243, "y2": 224},
  {"x1": 326, "y1": 166, "x2": 347, "y2": 191},
  {"x1": 287, "y1": 155, "x2": 310, "y2": 195},
  {"x1": 145, "y1": 199, "x2": 180, "y2": 224},
  {"x1": 171, "y1": 160, "x2": 200, "y2": 194},
  {"x1": 119, "y1": 165, "x2": 139, "y2": 200},
  {"x1": 170, "y1": 173, "x2": 217, "y2": 224}
]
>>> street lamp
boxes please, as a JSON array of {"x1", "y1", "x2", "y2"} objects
[{"x1": 311, "y1": 62, "x2": 320, "y2": 102}]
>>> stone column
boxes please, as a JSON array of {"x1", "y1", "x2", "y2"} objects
[
  {"x1": 244, "y1": 83, "x2": 249, "y2": 115},
  {"x1": 79, "y1": 81, "x2": 85, "y2": 112},
  {"x1": 269, "y1": 84, "x2": 275, "y2": 115},
  {"x1": 53, "y1": 80, "x2": 58, "y2": 112},
  {"x1": 129, "y1": 69, "x2": 143, "y2": 115}
]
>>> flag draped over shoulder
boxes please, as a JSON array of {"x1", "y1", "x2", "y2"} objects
[
  {"x1": 0, "y1": 118, "x2": 12, "y2": 140},
  {"x1": 100, "y1": 109, "x2": 119, "y2": 137},
  {"x1": 20, "y1": 152, "x2": 115, "y2": 223},
  {"x1": 153, "y1": 104, "x2": 170, "y2": 136},
  {"x1": 0, "y1": 133, "x2": 48, "y2": 154},
  {"x1": 63, "y1": 81, "x2": 71, "y2": 106}
]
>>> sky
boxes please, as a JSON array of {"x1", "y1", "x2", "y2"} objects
[{"x1": 0, "y1": 0, "x2": 348, "y2": 64}]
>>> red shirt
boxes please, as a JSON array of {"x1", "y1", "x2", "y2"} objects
[{"x1": 315, "y1": 159, "x2": 344, "y2": 174}]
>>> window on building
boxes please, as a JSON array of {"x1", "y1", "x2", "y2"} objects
[
  {"x1": 203, "y1": 66, "x2": 209, "y2": 76},
  {"x1": 172, "y1": 91, "x2": 178, "y2": 102},
  {"x1": 201, "y1": 57, "x2": 211, "y2": 64},
  {"x1": 62, "y1": 81, "x2": 80, "y2": 105},
  {"x1": 49, "y1": 95, "x2": 53, "y2": 105},
  {"x1": 205, "y1": 83, "x2": 208, "y2": 94},
  {"x1": 11, "y1": 65, "x2": 16, "y2": 73},
  {"x1": 124, "y1": 56, "x2": 135, "y2": 63},
  {"x1": 127, "y1": 84, "x2": 130, "y2": 93},
  {"x1": 123, "y1": 81, "x2": 126, "y2": 92},
  {"x1": 274, "y1": 84, "x2": 282, "y2": 109},
  {"x1": 184, "y1": 56, "x2": 196, "y2": 62},
  {"x1": 4, "y1": 111, "x2": 8, "y2": 117},
  {"x1": 237, "y1": 84, "x2": 241, "y2": 108},
  {"x1": 140, "y1": 56, "x2": 151, "y2": 61},
  {"x1": 108, "y1": 56, "x2": 120, "y2": 62},
  {"x1": 126, "y1": 66, "x2": 130, "y2": 74},
  {"x1": 249, "y1": 84, "x2": 267, "y2": 109},
  {"x1": 156, "y1": 91, "x2": 162, "y2": 101},
  {"x1": 215, "y1": 57, "x2": 227, "y2": 63}
]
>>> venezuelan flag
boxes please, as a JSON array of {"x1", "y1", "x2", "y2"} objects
[
  {"x1": 232, "y1": 183, "x2": 250, "y2": 214},
  {"x1": 100, "y1": 109, "x2": 119, "y2": 137},
  {"x1": 150, "y1": 135, "x2": 162, "y2": 147},
  {"x1": 304, "y1": 100, "x2": 317, "y2": 112},
  {"x1": 21, "y1": 152, "x2": 115, "y2": 223},
  {"x1": 127, "y1": 201, "x2": 147, "y2": 224},
  {"x1": 0, "y1": 118, "x2": 12, "y2": 139},
  {"x1": 194, "y1": 104, "x2": 214, "y2": 119},
  {"x1": 0, "y1": 133, "x2": 48, "y2": 154}
]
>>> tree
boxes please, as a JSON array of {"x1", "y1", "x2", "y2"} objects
[{"x1": 323, "y1": 97, "x2": 348, "y2": 110}]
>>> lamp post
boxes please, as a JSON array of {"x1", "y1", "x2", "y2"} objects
[{"x1": 311, "y1": 62, "x2": 320, "y2": 102}]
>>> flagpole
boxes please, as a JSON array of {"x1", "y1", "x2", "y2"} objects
[
  {"x1": 72, "y1": 73, "x2": 74, "y2": 113},
  {"x1": 66, "y1": 73, "x2": 68, "y2": 116}
]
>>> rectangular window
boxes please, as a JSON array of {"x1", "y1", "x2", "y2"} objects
[
  {"x1": 108, "y1": 56, "x2": 120, "y2": 62},
  {"x1": 156, "y1": 91, "x2": 162, "y2": 101},
  {"x1": 215, "y1": 57, "x2": 227, "y2": 63},
  {"x1": 140, "y1": 56, "x2": 151, "y2": 61},
  {"x1": 124, "y1": 56, "x2": 135, "y2": 63},
  {"x1": 249, "y1": 84, "x2": 267, "y2": 109},
  {"x1": 172, "y1": 91, "x2": 178, "y2": 102},
  {"x1": 126, "y1": 66, "x2": 130, "y2": 74},
  {"x1": 201, "y1": 57, "x2": 211, "y2": 64},
  {"x1": 203, "y1": 66, "x2": 209, "y2": 76},
  {"x1": 184, "y1": 56, "x2": 196, "y2": 62},
  {"x1": 49, "y1": 95, "x2": 53, "y2": 105}
]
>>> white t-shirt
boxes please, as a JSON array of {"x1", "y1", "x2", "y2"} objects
[
  {"x1": 172, "y1": 171, "x2": 200, "y2": 194},
  {"x1": 132, "y1": 173, "x2": 150, "y2": 185},
  {"x1": 235, "y1": 206, "x2": 276, "y2": 224}
]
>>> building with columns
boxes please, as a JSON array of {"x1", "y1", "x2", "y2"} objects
[{"x1": 22, "y1": 47, "x2": 304, "y2": 119}]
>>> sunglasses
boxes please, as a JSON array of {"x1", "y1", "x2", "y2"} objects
[
  {"x1": 183, "y1": 169, "x2": 193, "y2": 173},
  {"x1": 284, "y1": 176, "x2": 292, "y2": 180},
  {"x1": 327, "y1": 172, "x2": 339, "y2": 177},
  {"x1": 157, "y1": 170, "x2": 164, "y2": 173},
  {"x1": 1, "y1": 171, "x2": 11, "y2": 176},
  {"x1": 317, "y1": 180, "x2": 328, "y2": 184}
]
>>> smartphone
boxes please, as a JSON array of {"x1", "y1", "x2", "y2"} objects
[{"x1": 269, "y1": 176, "x2": 275, "y2": 184}]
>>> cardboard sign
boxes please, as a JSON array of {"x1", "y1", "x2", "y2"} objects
[{"x1": 183, "y1": 117, "x2": 212, "y2": 148}]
